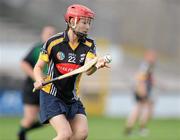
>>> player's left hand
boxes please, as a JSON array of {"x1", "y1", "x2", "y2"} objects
[{"x1": 96, "y1": 57, "x2": 110, "y2": 69}]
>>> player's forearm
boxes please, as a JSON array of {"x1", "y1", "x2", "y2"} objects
[
  {"x1": 33, "y1": 65, "x2": 44, "y2": 83},
  {"x1": 86, "y1": 65, "x2": 97, "y2": 75}
]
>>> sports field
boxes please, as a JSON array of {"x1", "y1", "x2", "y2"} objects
[{"x1": 0, "y1": 116, "x2": 179, "y2": 140}]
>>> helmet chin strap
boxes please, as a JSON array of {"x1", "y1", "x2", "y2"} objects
[
  {"x1": 73, "y1": 29, "x2": 87, "y2": 38},
  {"x1": 70, "y1": 17, "x2": 87, "y2": 39}
]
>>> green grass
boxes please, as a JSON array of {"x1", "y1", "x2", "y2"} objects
[{"x1": 0, "y1": 116, "x2": 179, "y2": 140}]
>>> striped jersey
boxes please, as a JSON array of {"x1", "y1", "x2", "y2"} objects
[
  {"x1": 135, "y1": 61, "x2": 154, "y2": 94},
  {"x1": 39, "y1": 31, "x2": 96, "y2": 103}
]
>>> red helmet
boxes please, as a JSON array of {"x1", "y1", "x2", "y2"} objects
[{"x1": 64, "y1": 4, "x2": 95, "y2": 23}]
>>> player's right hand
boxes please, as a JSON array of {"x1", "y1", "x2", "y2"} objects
[{"x1": 33, "y1": 80, "x2": 43, "y2": 90}]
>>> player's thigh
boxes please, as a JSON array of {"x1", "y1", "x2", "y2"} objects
[
  {"x1": 23, "y1": 104, "x2": 39, "y2": 119},
  {"x1": 69, "y1": 114, "x2": 88, "y2": 134},
  {"x1": 49, "y1": 114, "x2": 72, "y2": 134}
]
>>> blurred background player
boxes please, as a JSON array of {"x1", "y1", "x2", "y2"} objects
[
  {"x1": 124, "y1": 49, "x2": 157, "y2": 136},
  {"x1": 17, "y1": 26, "x2": 56, "y2": 140}
]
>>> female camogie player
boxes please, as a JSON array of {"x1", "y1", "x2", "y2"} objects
[
  {"x1": 125, "y1": 50, "x2": 156, "y2": 136},
  {"x1": 33, "y1": 4, "x2": 109, "y2": 140}
]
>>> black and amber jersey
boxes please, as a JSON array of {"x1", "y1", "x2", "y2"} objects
[
  {"x1": 39, "y1": 31, "x2": 96, "y2": 103},
  {"x1": 135, "y1": 61, "x2": 154, "y2": 94}
]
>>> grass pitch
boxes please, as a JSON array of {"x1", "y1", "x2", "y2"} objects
[{"x1": 0, "y1": 116, "x2": 179, "y2": 140}]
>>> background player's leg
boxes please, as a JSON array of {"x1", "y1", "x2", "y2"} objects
[
  {"x1": 148, "y1": 100, "x2": 154, "y2": 121},
  {"x1": 139, "y1": 100, "x2": 152, "y2": 136},
  {"x1": 18, "y1": 104, "x2": 41, "y2": 140},
  {"x1": 21, "y1": 105, "x2": 40, "y2": 127},
  {"x1": 69, "y1": 114, "x2": 88, "y2": 140},
  {"x1": 139, "y1": 101, "x2": 150, "y2": 129},
  {"x1": 125, "y1": 102, "x2": 142, "y2": 135},
  {"x1": 49, "y1": 114, "x2": 72, "y2": 140}
]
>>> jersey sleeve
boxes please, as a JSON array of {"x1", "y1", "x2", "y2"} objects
[
  {"x1": 39, "y1": 41, "x2": 50, "y2": 62},
  {"x1": 23, "y1": 47, "x2": 35, "y2": 66},
  {"x1": 86, "y1": 41, "x2": 96, "y2": 59}
]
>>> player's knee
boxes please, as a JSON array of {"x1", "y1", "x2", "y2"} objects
[
  {"x1": 54, "y1": 135, "x2": 71, "y2": 140},
  {"x1": 55, "y1": 131, "x2": 72, "y2": 140},
  {"x1": 74, "y1": 128, "x2": 88, "y2": 140}
]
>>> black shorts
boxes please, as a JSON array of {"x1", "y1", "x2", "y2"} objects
[
  {"x1": 134, "y1": 92, "x2": 149, "y2": 102},
  {"x1": 22, "y1": 82, "x2": 40, "y2": 105},
  {"x1": 39, "y1": 90, "x2": 86, "y2": 124}
]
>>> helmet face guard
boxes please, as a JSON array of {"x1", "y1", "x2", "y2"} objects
[{"x1": 65, "y1": 4, "x2": 95, "y2": 38}]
